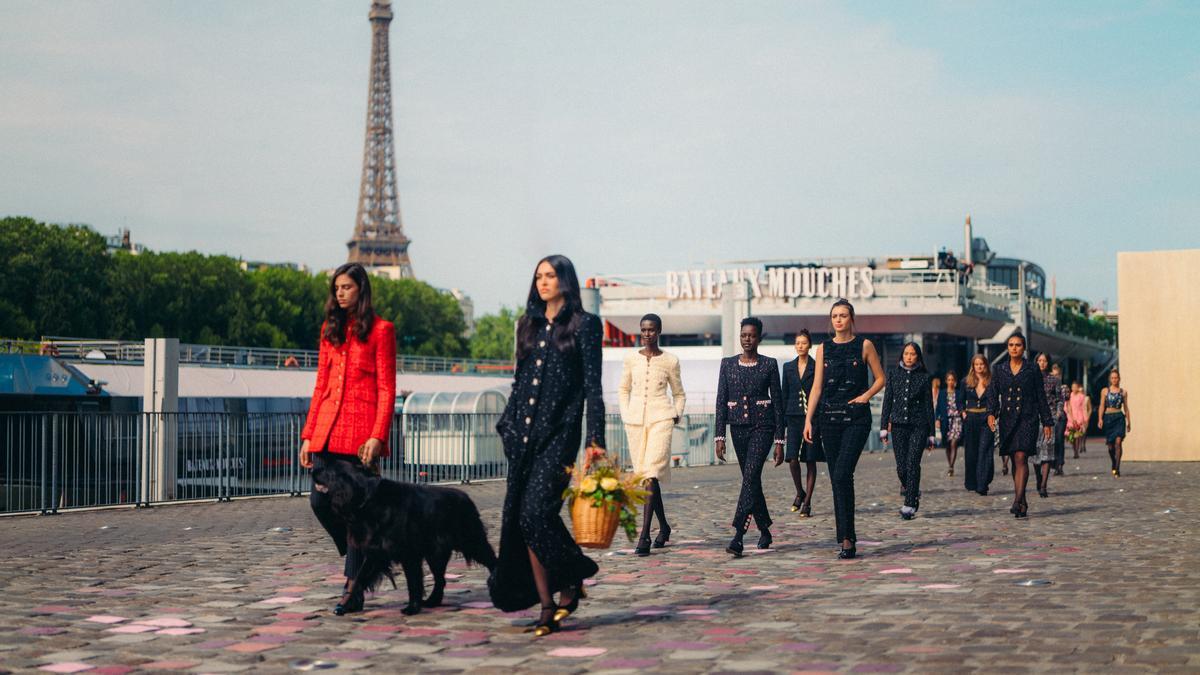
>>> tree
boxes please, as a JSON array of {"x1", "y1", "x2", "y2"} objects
[
  {"x1": 0, "y1": 216, "x2": 112, "y2": 339},
  {"x1": 469, "y1": 307, "x2": 521, "y2": 360},
  {"x1": 371, "y1": 278, "x2": 468, "y2": 357}
]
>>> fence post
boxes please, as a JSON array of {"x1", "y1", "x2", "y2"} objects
[
  {"x1": 49, "y1": 414, "x2": 61, "y2": 514},
  {"x1": 219, "y1": 414, "x2": 231, "y2": 502},
  {"x1": 461, "y1": 414, "x2": 470, "y2": 485},
  {"x1": 39, "y1": 415, "x2": 49, "y2": 515},
  {"x1": 290, "y1": 416, "x2": 303, "y2": 497}
]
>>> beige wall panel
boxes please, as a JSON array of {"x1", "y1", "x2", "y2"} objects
[{"x1": 1117, "y1": 249, "x2": 1200, "y2": 461}]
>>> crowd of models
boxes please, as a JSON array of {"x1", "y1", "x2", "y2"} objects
[{"x1": 298, "y1": 256, "x2": 1132, "y2": 636}]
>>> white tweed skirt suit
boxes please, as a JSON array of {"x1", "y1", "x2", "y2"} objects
[{"x1": 618, "y1": 350, "x2": 687, "y2": 482}]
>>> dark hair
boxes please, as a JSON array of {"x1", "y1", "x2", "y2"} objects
[
  {"x1": 899, "y1": 341, "x2": 927, "y2": 373},
  {"x1": 322, "y1": 263, "x2": 376, "y2": 346},
  {"x1": 795, "y1": 328, "x2": 812, "y2": 343},
  {"x1": 516, "y1": 255, "x2": 584, "y2": 361},
  {"x1": 740, "y1": 316, "x2": 763, "y2": 337},
  {"x1": 640, "y1": 313, "x2": 663, "y2": 331},
  {"x1": 830, "y1": 298, "x2": 856, "y2": 332},
  {"x1": 1007, "y1": 331, "x2": 1027, "y2": 347},
  {"x1": 945, "y1": 369, "x2": 958, "y2": 381}
]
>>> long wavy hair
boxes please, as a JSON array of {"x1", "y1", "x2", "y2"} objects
[
  {"x1": 965, "y1": 353, "x2": 991, "y2": 389},
  {"x1": 516, "y1": 255, "x2": 584, "y2": 361},
  {"x1": 322, "y1": 263, "x2": 375, "y2": 346}
]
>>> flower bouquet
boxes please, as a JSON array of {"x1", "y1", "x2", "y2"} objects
[
  {"x1": 1065, "y1": 422, "x2": 1084, "y2": 445},
  {"x1": 563, "y1": 446, "x2": 649, "y2": 549}
]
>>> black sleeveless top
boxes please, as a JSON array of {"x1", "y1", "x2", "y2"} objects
[{"x1": 820, "y1": 335, "x2": 870, "y2": 425}]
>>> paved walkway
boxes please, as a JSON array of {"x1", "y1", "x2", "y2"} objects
[{"x1": 1, "y1": 448, "x2": 1197, "y2": 673}]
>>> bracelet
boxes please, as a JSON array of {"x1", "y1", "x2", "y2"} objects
[{"x1": 714, "y1": 436, "x2": 725, "y2": 443}]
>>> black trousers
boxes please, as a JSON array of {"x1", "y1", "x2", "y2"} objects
[
  {"x1": 309, "y1": 452, "x2": 366, "y2": 578},
  {"x1": 1053, "y1": 416, "x2": 1067, "y2": 469},
  {"x1": 821, "y1": 421, "x2": 870, "y2": 544},
  {"x1": 891, "y1": 423, "x2": 927, "y2": 509},
  {"x1": 962, "y1": 413, "x2": 994, "y2": 493},
  {"x1": 730, "y1": 424, "x2": 774, "y2": 532}
]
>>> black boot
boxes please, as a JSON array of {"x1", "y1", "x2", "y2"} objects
[
  {"x1": 726, "y1": 531, "x2": 745, "y2": 558},
  {"x1": 757, "y1": 527, "x2": 772, "y2": 550}
]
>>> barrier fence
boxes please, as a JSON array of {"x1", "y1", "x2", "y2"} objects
[
  {"x1": 0, "y1": 412, "x2": 723, "y2": 516},
  {"x1": 0, "y1": 410, "x2": 888, "y2": 516}
]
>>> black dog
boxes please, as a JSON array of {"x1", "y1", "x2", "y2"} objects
[{"x1": 312, "y1": 460, "x2": 497, "y2": 615}]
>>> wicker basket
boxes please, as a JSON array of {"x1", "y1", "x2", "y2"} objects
[{"x1": 570, "y1": 498, "x2": 621, "y2": 549}]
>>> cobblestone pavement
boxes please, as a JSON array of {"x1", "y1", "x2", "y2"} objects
[{"x1": 1, "y1": 448, "x2": 1197, "y2": 674}]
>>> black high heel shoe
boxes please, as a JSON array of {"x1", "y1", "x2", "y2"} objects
[
  {"x1": 1015, "y1": 497, "x2": 1028, "y2": 519},
  {"x1": 791, "y1": 490, "x2": 806, "y2": 512},
  {"x1": 837, "y1": 544, "x2": 857, "y2": 560},
  {"x1": 653, "y1": 525, "x2": 671, "y2": 549},
  {"x1": 635, "y1": 537, "x2": 651, "y2": 557},
  {"x1": 553, "y1": 584, "x2": 587, "y2": 623},
  {"x1": 799, "y1": 502, "x2": 812, "y2": 518},
  {"x1": 333, "y1": 588, "x2": 364, "y2": 616},
  {"x1": 533, "y1": 604, "x2": 560, "y2": 638}
]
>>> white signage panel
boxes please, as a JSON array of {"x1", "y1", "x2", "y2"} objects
[{"x1": 666, "y1": 266, "x2": 875, "y2": 301}]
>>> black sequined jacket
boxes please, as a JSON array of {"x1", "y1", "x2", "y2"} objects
[{"x1": 880, "y1": 365, "x2": 935, "y2": 432}]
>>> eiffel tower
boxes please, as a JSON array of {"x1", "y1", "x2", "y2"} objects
[{"x1": 347, "y1": 0, "x2": 414, "y2": 279}]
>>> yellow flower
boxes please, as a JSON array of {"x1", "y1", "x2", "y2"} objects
[
  {"x1": 580, "y1": 477, "x2": 598, "y2": 493},
  {"x1": 600, "y1": 477, "x2": 619, "y2": 492}
]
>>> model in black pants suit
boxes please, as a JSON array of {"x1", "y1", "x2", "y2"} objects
[
  {"x1": 961, "y1": 353, "x2": 996, "y2": 495},
  {"x1": 803, "y1": 300, "x2": 886, "y2": 559},
  {"x1": 880, "y1": 343, "x2": 935, "y2": 519},
  {"x1": 714, "y1": 317, "x2": 785, "y2": 558}
]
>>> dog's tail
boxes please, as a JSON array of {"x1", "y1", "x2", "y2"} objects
[
  {"x1": 353, "y1": 558, "x2": 398, "y2": 594},
  {"x1": 458, "y1": 501, "x2": 498, "y2": 571}
]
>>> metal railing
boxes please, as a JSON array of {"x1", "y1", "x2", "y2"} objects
[
  {"x1": 4, "y1": 337, "x2": 516, "y2": 377},
  {"x1": 0, "y1": 410, "x2": 889, "y2": 516}
]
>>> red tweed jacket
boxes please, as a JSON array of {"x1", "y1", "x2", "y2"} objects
[{"x1": 301, "y1": 317, "x2": 397, "y2": 457}]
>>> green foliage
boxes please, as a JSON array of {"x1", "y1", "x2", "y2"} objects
[
  {"x1": 1, "y1": 216, "x2": 112, "y2": 338},
  {"x1": 373, "y1": 279, "x2": 467, "y2": 357},
  {"x1": 1056, "y1": 305, "x2": 1115, "y2": 345},
  {"x1": 469, "y1": 307, "x2": 521, "y2": 360},
  {"x1": 0, "y1": 216, "x2": 479, "y2": 357}
]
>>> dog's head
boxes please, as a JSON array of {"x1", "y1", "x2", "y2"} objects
[{"x1": 312, "y1": 459, "x2": 378, "y2": 516}]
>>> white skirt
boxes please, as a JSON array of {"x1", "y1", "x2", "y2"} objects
[{"x1": 625, "y1": 418, "x2": 675, "y2": 483}]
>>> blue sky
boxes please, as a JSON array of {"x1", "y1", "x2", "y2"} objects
[{"x1": 1, "y1": 1, "x2": 1196, "y2": 314}]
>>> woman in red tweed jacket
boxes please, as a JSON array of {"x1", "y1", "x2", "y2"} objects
[{"x1": 298, "y1": 262, "x2": 396, "y2": 615}]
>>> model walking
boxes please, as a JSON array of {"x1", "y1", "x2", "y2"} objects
[
  {"x1": 1097, "y1": 369, "x2": 1131, "y2": 478},
  {"x1": 1066, "y1": 381, "x2": 1091, "y2": 459},
  {"x1": 1051, "y1": 364, "x2": 1069, "y2": 475},
  {"x1": 930, "y1": 376, "x2": 944, "y2": 456},
  {"x1": 298, "y1": 263, "x2": 398, "y2": 615},
  {"x1": 987, "y1": 333, "x2": 1054, "y2": 518},
  {"x1": 488, "y1": 255, "x2": 605, "y2": 637},
  {"x1": 961, "y1": 354, "x2": 995, "y2": 495},
  {"x1": 939, "y1": 371, "x2": 964, "y2": 476},
  {"x1": 782, "y1": 329, "x2": 823, "y2": 517},
  {"x1": 1033, "y1": 353, "x2": 1065, "y2": 498},
  {"x1": 714, "y1": 317, "x2": 785, "y2": 557},
  {"x1": 880, "y1": 343, "x2": 935, "y2": 520},
  {"x1": 804, "y1": 299, "x2": 886, "y2": 558},
  {"x1": 618, "y1": 313, "x2": 686, "y2": 557}
]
